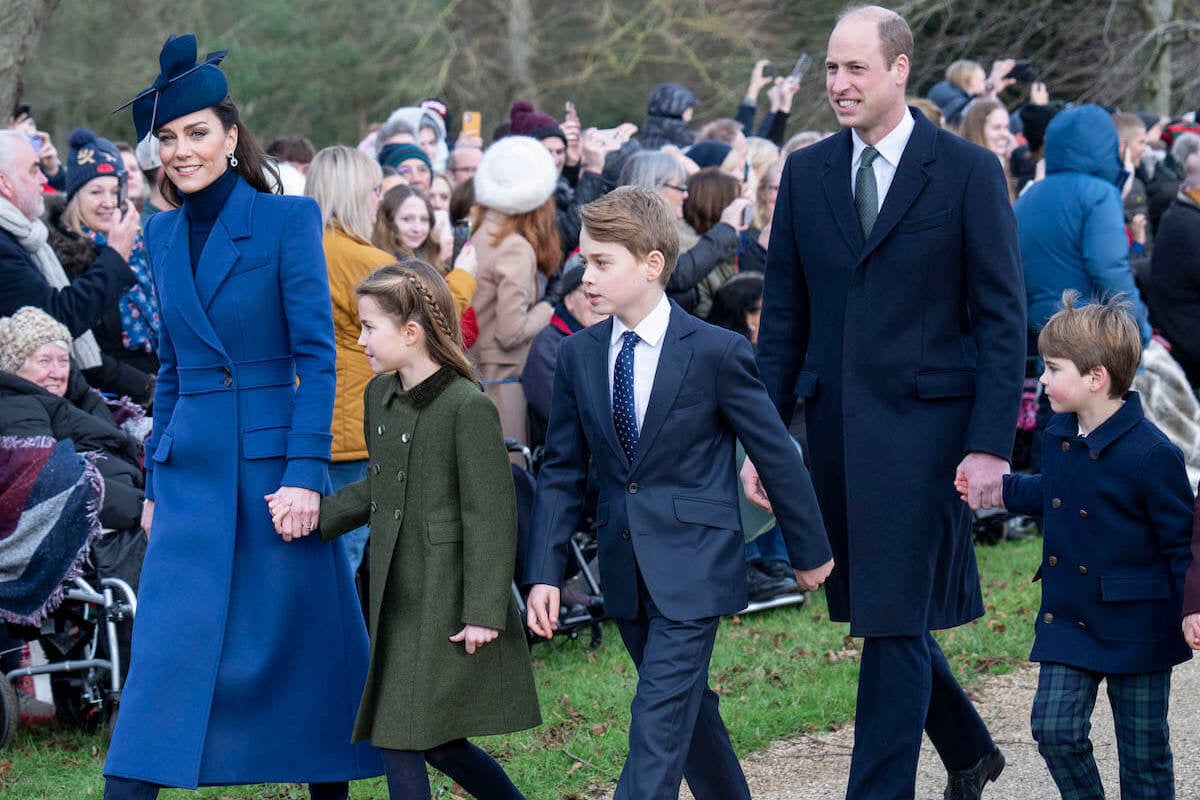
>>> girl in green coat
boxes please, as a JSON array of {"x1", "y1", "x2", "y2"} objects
[{"x1": 271, "y1": 259, "x2": 540, "y2": 799}]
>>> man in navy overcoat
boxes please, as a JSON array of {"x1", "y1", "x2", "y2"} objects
[{"x1": 744, "y1": 7, "x2": 1026, "y2": 799}]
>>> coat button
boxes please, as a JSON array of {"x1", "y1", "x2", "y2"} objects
[
  {"x1": 1048, "y1": 556, "x2": 1058, "y2": 566},
  {"x1": 1051, "y1": 498, "x2": 1062, "y2": 508},
  {"x1": 620, "y1": 529, "x2": 631, "y2": 540},
  {"x1": 393, "y1": 509, "x2": 401, "y2": 520},
  {"x1": 1078, "y1": 565, "x2": 1088, "y2": 575},
  {"x1": 372, "y1": 464, "x2": 381, "y2": 475},
  {"x1": 221, "y1": 366, "x2": 233, "y2": 387},
  {"x1": 397, "y1": 471, "x2": 406, "y2": 482},
  {"x1": 1043, "y1": 612, "x2": 1054, "y2": 624},
  {"x1": 377, "y1": 424, "x2": 386, "y2": 435},
  {"x1": 627, "y1": 482, "x2": 639, "y2": 494},
  {"x1": 1061, "y1": 441, "x2": 1071, "y2": 452},
  {"x1": 369, "y1": 501, "x2": 377, "y2": 512},
  {"x1": 1079, "y1": 508, "x2": 1088, "y2": 519},
  {"x1": 1076, "y1": 620, "x2": 1087, "y2": 630},
  {"x1": 401, "y1": 432, "x2": 411, "y2": 443}
]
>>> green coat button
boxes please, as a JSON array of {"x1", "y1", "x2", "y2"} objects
[
  {"x1": 378, "y1": 424, "x2": 386, "y2": 435},
  {"x1": 401, "y1": 432, "x2": 411, "y2": 443}
]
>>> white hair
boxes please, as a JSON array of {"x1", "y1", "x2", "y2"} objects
[{"x1": 0, "y1": 130, "x2": 35, "y2": 176}]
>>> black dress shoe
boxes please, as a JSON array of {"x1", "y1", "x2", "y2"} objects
[
  {"x1": 747, "y1": 563, "x2": 801, "y2": 602},
  {"x1": 944, "y1": 747, "x2": 1005, "y2": 799},
  {"x1": 754, "y1": 559, "x2": 798, "y2": 582}
]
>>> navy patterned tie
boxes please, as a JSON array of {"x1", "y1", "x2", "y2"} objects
[
  {"x1": 855, "y1": 145, "x2": 880, "y2": 238},
  {"x1": 613, "y1": 331, "x2": 641, "y2": 462}
]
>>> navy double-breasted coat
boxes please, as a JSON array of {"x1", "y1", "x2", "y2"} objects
[
  {"x1": 104, "y1": 178, "x2": 380, "y2": 787},
  {"x1": 757, "y1": 110, "x2": 1027, "y2": 637}
]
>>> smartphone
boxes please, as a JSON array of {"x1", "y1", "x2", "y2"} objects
[
  {"x1": 117, "y1": 175, "x2": 129, "y2": 219},
  {"x1": 1005, "y1": 60, "x2": 1037, "y2": 83},
  {"x1": 460, "y1": 111, "x2": 482, "y2": 141},
  {"x1": 12, "y1": 102, "x2": 31, "y2": 119},
  {"x1": 761, "y1": 62, "x2": 776, "y2": 78},
  {"x1": 790, "y1": 53, "x2": 812, "y2": 82},
  {"x1": 451, "y1": 218, "x2": 471, "y2": 263},
  {"x1": 741, "y1": 204, "x2": 754, "y2": 227}
]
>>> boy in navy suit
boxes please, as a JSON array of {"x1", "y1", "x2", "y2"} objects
[
  {"x1": 971, "y1": 292, "x2": 1193, "y2": 799},
  {"x1": 524, "y1": 186, "x2": 833, "y2": 800}
]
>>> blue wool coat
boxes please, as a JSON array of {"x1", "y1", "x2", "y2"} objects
[
  {"x1": 104, "y1": 178, "x2": 380, "y2": 787},
  {"x1": 757, "y1": 109, "x2": 1027, "y2": 637},
  {"x1": 1004, "y1": 393, "x2": 1194, "y2": 675}
]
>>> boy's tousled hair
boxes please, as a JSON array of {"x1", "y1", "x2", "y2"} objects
[
  {"x1": 356, "y1": 259, "x2": 475, "y2": 383},
  {"x1": 580, "y1": 186, "x2": 679, "y2": 285},
  {"x1": 1038, "y1": 290, "x2": 1141, "y2": 398}
]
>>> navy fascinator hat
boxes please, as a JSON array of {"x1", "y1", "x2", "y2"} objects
[{"x1": 118, "y1": 34, "x2": 229, "y2": 143}]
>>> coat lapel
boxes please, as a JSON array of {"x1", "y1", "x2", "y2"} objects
[
  {"x1": 195, "y1": 179, "x2": 256, "y2": 310},
  {"x1": 581, "y1": 319, "x2": 630, "y2": 468},
  {"x1": 154, "y1": 210, "x2": 228, "y2": 358},
  {"x1": 631, "y1": 304, "x2": 694, "y2": 473},
  {"x1": 821, "y1": 129, "x2": 865, "y2": 255},
  {"x1": 859, "y1": 109, "x2": 936, "y2": 263}
]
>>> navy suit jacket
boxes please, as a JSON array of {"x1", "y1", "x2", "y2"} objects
[
  {"x1": 757, "y1": 109, "x2": 1027, "y2": 636},
  {"x1": 525, "y1": 301, "x2": 831, "y2": 622}
]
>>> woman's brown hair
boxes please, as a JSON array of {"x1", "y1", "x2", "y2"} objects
[
  {"x1": 372, "y1": 185, "x2": 446, "y2": 272},
  {"x1": 158, "y1": 96, "x2": 280, "y2": 207},
  {"x1": 684, "y1": 167, "x2": 740, "y2": 236},
  {"x1": 471, "y1": 197, "x2": 561, "y2": 277},
  {"x1": 356, "y1": 259, "x2": 475, "y2": 383}
]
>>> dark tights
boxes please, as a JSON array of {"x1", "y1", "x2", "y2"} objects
[
  {"x1": 380, "y1": 739, "x2": 524, "y2": 800},
  {"x1": 103, "y1": 777, "x2": 348, "y2": 800}
]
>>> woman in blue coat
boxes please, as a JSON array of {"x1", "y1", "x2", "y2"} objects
[{"x1": 103, "y1": 35, "x2": 380, "y2": 799}]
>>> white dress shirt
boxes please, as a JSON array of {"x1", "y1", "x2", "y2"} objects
[
  {"x1": 850, "y1": 108, "x2": 916, "y2": 212},
  {"x1": 608, "y1": 293, "x2": 672, "y2": 431}
]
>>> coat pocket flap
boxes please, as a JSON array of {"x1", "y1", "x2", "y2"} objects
[
  {"x1": 427, "y1": 518, "x2": 464, "y2": 544},
  {"x1": 151, "y1": 432, "x2": 174, "y2": 463},
  {"x1": 897, "y1": 209, "x2": 951, "y2": 233},
  {"x1": 243, "y1": 426, "x2": 289, "y2": 460},
  {"x1": 794, "y1": 370, "x2": 819, "y2": 398},
  {"x1": 1100, "y1": 575, "x2": 1171, "y2": 602},
  {"x1": 915, "y1": 369, "x2": 977, "y2": 399},
  {"x1": 672, "y1": 496, "x2": 741, "y2": 530}
]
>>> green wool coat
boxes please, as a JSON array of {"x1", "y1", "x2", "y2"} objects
[{"x1": 319, "y1": 367, "x2": 541, "y2": 750}]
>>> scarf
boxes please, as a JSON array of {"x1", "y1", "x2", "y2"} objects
[
  {"x1": 0, "y1": 197, "x2": 104, "y2": 369},
  {"x1": 90, "y1": 228, "x2": 160, "y2": 352}
]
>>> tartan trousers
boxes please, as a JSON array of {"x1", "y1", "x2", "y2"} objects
[{"x1": 1031, "y1": 662, "x2": 1174, "y2": 799}]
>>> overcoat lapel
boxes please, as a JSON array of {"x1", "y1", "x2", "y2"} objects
[
  {"x1": 582, "y1": 319, "x2": 630, "y2": 468},
  {"x1": 154, "y1": 210, "x2": 227, "y2": 359},
  {"x1": 195, "y1": 179, "x2": 256, "y2": 310},
  {"x1": 821, "y1": 129, "x2": 865, "y2": 255},
  {"x1": 631, "y1": 306, "x2": 693, "y2": 473},
  {"x1": 859, "y1": 110, "x2": 936, "y2": 263}
]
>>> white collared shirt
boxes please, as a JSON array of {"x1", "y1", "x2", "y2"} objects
[
  {"x1": 850, "y1": 108, "x2": 916, "y2": 212},
  {"x1": 608, "y1": 293, "x2": 672, "y2": 431}
]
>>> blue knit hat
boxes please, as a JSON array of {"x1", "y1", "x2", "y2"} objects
[
  {"x1": 686, "y1": 140, "x2": 732, "y2": 169},
  {"x1": 65, "y1": 128, "x2": 126, "y2": 203},
  {"x1": 120, "y1": 34, "x2": 229, "y2": 143},
  {"x1": 378, "y1": 142, "x2": 432, "y2": 173}
]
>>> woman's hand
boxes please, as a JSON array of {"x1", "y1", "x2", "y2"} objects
[
  {"x1": 452, "y1": 241, "x2": 477, "y2": 277},
  {"x1": 449, "y1": 624, "x2": 499, "y2": 654},
  {"x1": 264, "y1": 486, "x2": 320, "y2": 542},
  {"x1": 140, "y1": 499, "x2": 155, "y2": 537}
]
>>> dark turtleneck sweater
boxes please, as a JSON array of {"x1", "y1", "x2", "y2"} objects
[{"x1": 181, "y1": 166, "x2": 240, "y2": 274}]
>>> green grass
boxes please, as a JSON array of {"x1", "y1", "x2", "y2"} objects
[{"x1": 0, "y1": 538, "x2": 1042, "y2": 800}]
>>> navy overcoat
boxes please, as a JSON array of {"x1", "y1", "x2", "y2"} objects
[
  {"x1": 105, "y1": 178, "x2": 380, "y2": 787},
  {"x1": 757, "y1": 110, "x2": 1027, "y2": 636}
]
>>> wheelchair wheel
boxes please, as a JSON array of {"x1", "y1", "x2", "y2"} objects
[
  {"x1": 0, "y1": 678, "x2": 18, "y2": 749},
  {"x1": 50, "y1": 671, "x2": 112, "y2": 734}
]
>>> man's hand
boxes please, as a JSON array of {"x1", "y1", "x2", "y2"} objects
[
  {"x1": 526, "y1": 584, "x2": 560, "y2": 639},
  {"x1": 746, "y1": 59, "x2": 773, "y2": 102},
  {"x1": 955, "y1": 452, "x2": 1009, "y2": 510},
  {"x1": 740, "y1": 457, "x2": 772, "y2": 512},
  {"x1": 794, "y1": 558, "x2": 834, "y2": 591},
  {"x1": 563, "y1": 101, "x2": 582, "y2": 167},
  {"x1": 1183, "y1": 613, "x2": 1200, "y2": 649}
]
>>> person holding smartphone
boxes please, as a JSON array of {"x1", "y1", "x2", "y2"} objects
[{"x1": 46, "y1": 129, "x2": 159, "y2": 385}]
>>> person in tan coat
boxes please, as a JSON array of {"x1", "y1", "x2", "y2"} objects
[
  {"x1": 469, "y1": 135, "x2": 562, "y2": 445},
  {"x1": 305, "y1": 146, "x2": 396, "y2": 571}
]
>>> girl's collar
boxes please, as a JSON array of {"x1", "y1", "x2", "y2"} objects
[{"x1": 398, "y1": 365, "x2": 456, "y2": 409}]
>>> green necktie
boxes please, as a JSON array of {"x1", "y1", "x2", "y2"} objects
[{"x1": 855, "y1": 145, "x2": 880, "y2": 238}]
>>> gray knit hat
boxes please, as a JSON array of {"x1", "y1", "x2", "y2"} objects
[{"x1": 0, "y1": 306, "x2": 73, "y2": 374}]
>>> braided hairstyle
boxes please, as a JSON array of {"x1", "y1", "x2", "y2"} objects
[{"x1": 356, "y1": 258, "x2": 475, "y2": 383}]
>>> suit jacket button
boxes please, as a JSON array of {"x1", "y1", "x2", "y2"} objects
[
  {"x1": 1051, "y1": 498, "x2": 1062, "y2": 508},
  {"x1": 621, "y1": 529, "x2": 631, "y2": 540},
  {"x1": 1079, "y1": 508, "x2": 1088, "y2": 519},
  {"x1": 1048, "y1": 556, "x2": 1058, "y2": 566},
  {"x1": 1061, "y1": 441, "x2": 1071, "y2": 452},
  {"x1": 627, "y1": 482, "x2": 639, "y2": 494},
  {"x1": 1078, "y1": 565, "x2": 1088, "y2": 575},
  {"x1": 1043, "y1": 612, "x2": 1054, "y2": 624}
]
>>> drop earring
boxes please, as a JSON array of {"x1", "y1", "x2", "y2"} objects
[{"x1": 227, "y1": 151, "x2": 239, "y2": 168}]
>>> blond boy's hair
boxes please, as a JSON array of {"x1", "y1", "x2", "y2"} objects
[
  {"x1": 580, "y1": 187, "x2": 679, "y2": 285},
  {"x1": 1038, "y1": 290, "x2": 1141, "y2": 398}
]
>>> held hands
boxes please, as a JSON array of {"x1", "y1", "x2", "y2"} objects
[
  {"x1": 264, "y1": 486, "x2": 321, "y2": 542},
  {"x1": 526, "y1": 584, "x2": 560, "y2": 639},
  {"x1": 954, "y1": 452, "x2": 1009, "y2": 510},
  {"x1": 1183, "y1": 613, "x2": 1200, "y2": 649},
  {"x1": 449, "y1": 624, "x2": 499, "y2": 654}
]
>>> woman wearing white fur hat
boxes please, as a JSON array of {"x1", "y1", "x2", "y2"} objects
[{"x1": 469, "y1": 135, "x2": 563, "y2": 445}]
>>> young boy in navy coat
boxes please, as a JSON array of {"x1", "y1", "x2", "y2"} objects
[
  {"x1": 977, "y1": 292, "x2": 1193, "y2": 799},
  {"x1": 524, "y1": 187, "x2": 833, "y2": 800}
]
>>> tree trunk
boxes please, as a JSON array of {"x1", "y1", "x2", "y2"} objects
[
  {"x1": 0, "y1": 0, "x2": 61, "y2": 121},
  {"x1": 505, "y1": 0, "x2": 537, "y2": 102},
  {"x1": 1135, "y1": 0, "x2": 1176, "y2": 114}
]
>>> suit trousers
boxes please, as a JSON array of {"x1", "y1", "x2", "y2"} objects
[
  {"x1": 846, "y1": 633, "x2": 994, "y2": 800},
  {"x1": 613, "y1": 575, "x2": 750, "y2": 800},
  {"x1": 1031, "y1": 662, "x2": 1174, "y2": 800}
]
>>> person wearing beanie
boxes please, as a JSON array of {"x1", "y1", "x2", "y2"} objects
[
  {"x1": 469, "y1": 135, "x2": 566, "y2": 445},
  {"x1": 509, "y1": 101, "x2": 568, "y2": 173},
  {"x1": 641, "y1": 82, "x2": 698, "y2": 150},
  {"x1": 0, "y1": 304, "x2": 72, "y2": 382},
  {"x1": 384, "y1": 105, "x2": 448, "y2": 171},
  {"x1": 377, "y1": 141, "x2": 433, "y2": 191},
  {"x1": 49, "y1": 129, "x2": 162, "y2": 387},
  {"x1": 105, "y1": 33, "x2": 381, "y2": 798}
]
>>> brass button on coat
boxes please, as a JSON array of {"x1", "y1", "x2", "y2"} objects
[
  {"x1": 1043, "y1": 612, "x2": 1054, "y2": 624},
  {"x1": 1061, "y1": 441, "x2": 1071, "y2": 452},
  {"x1": 1048, "y1": 556, "x2": 1058, "y2": 566},
  {"x1": 1079, "y1": 508, "x2": 1088, "y2": 519},
  {"x1": 1051, "y1": 498, "x2": 1062, "y2": 509}
]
